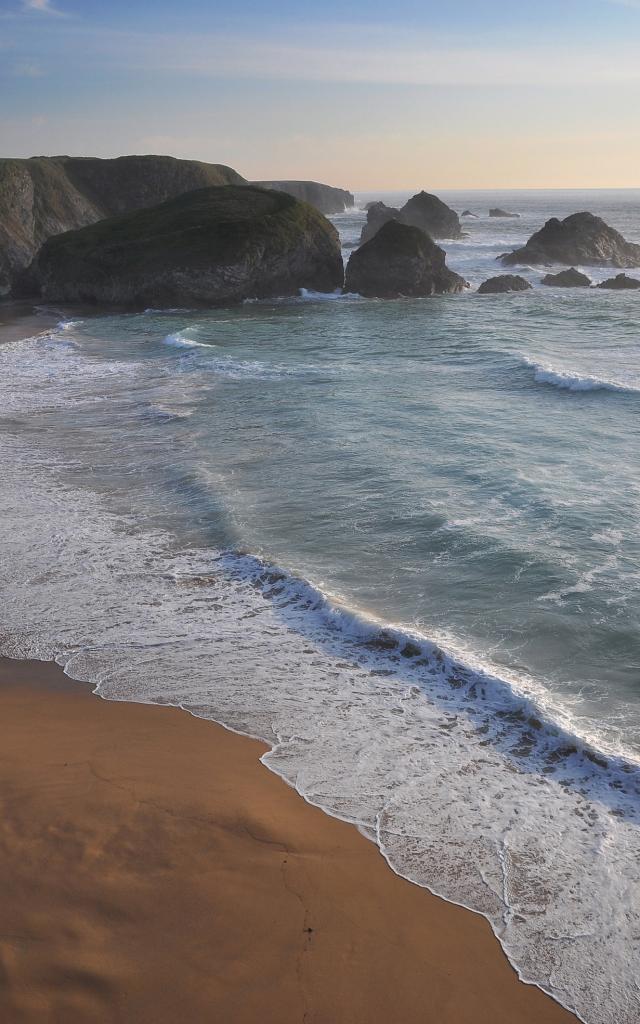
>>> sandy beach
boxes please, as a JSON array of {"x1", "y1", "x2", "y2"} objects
[{"x1": 0, "y1": 656, "x2": 577, "y2": 1024}]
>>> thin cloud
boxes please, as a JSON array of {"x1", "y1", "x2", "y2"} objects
[{"x1": 22, "y1": 0, "x2": 65, "y2": 15}]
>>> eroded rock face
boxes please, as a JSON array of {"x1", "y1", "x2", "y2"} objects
[
  {"x1": 541, "y1": 268, "x2": 591, "y2": 287},
  {"x1": 252, "y1": 180, "x2": 354, "y2": 214},
  {"x1": 490, "y1": 208, "x2": 520, "y2": 218},
  {"x1": 501, "y1": 213, "x2": 640, "y2": 268},
  {"x1": 0, "y1": 154, "x2": 246, "y2": 296},
  {"x1": 596, "y1": 273, "x2": 640, "y2": 290},
  {"x1": 478, "y1": 274, "x2": 532, "y2": 294},
  {"x1": 345, "y1": 220, "x2": 466, "y2": 298},
  {"x1": 30, "y1": 186, "x2": 344, "y2": 307}
]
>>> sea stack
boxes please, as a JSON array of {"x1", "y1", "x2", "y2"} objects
[
  {"x1": 360, "y1": 191, "x2": 463, "y2": 244},
  {"x1": 345, "y1": 221, "x2": 466, "y2": 298},
  {"x1": 29, "y1": 186, "x2": 344, "y2": 307},
  {"x1": 501, "y1": 212, "x2": 640, "y2": 268}
]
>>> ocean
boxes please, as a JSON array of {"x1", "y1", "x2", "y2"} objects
[{"x1": 1, "y1": 189, "x2": 639, "y2": 1023}]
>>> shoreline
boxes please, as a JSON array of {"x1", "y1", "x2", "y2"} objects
[{"x1": 0, "y1": 655, "x2": 578, "y2": 1023}]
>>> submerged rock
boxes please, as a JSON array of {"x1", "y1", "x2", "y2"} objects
[
  {"x1": 490, "y1": 208, "x2": 520, "y2": 218},
  {"x1": 30, "y1": 186, "x2": 344, "y2": 307},
  {"x1": 501, "y1": 212, "x2": 640, "y2": 268},
  {"x1": 478, "y1": 274, "x2": 532, "y2": 294},
  {"x1": 345, "y1": 220, "x2": 466, "y2": 298},
  {"x1": 541, "y1": 268, "x2": 591, "y2": 287},
  {"x1": 596, "y1": 273, "x2": 640, "y2": 290}
]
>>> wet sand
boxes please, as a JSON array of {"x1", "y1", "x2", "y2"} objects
[{"x1": 0, "y1": 656, "x2": 577, "y2": 1024}]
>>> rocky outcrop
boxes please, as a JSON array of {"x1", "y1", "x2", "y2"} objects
[
  {"x1": 461, "y1": 210, "x2": 477, "y2": 218},
  {"x1": 0, "y1": 155, "x2": 246, "y2": 297},
  {"x1": 478, "y1": 274, "x2": 532, "y2": 294},
  {"x1": 252, "y1": 180, "x2": 354, "y2": 215},
  {"x1": 345, "y1": 221, "x2": 466, "y2": 298},
  {"x1": 501, "y1": 213, "x2": 640, "y2": 268},
  {"x1": 360, "y1": 202, "x2": 401, "y2": 244},
  {"x1": 542, "y1": 268, "x2": 591, "y2": 287},
  {"x1": 29, "y1": 186, "x2": 344, "y2": 307},
  {"x1": 490, "y1": 208, "x2": 520, "y2": 218},
  {"x1": 360, "y1": 191, "x2": 462, "y2": 245},
  {"x1": 400, "y1": 191, "x2": 463, "y2": 240},
  {"x1": 596, "y1": 273, "x2": 640, "y2": 290}
]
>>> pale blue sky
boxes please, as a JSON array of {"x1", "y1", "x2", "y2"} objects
[{"x1": 1, "y1": 0, "x2": 640, "y2": 187}]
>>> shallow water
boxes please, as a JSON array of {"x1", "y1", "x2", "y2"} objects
[{"x1": 1, "y1": 190, "x2": 640, "y2": 1023}]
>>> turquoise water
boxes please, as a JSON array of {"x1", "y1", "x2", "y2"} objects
[{"x1": 1, "y1": 189, "x2": 639, "y2": 1022}]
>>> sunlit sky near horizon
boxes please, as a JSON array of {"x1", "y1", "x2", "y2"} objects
[{"x1": 1, "y1": 0, "x2": 640, "y2": 188}]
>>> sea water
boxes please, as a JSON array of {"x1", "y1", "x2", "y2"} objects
[{"x1": 1, "y1": 190, "x2": 639, "y2": 1022}]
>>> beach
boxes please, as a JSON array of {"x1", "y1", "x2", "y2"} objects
[{"x1": 0, "y1": 656, "x2": 576, "y2": 1024}]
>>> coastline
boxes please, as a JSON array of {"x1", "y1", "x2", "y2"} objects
[{"x1": 0, "y1": 655, "x2": 577, "y2": 1023}]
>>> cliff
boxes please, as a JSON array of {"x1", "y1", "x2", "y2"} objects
[
  {"x1": 252, "y1": 180, "x2": 354, "y2": 215},
  {"x1": 0, "y1": 155, "x2": 246, "y2": 296},
  {"x1": 29, "y1": 186, "x2": 344, "y2": 308}
]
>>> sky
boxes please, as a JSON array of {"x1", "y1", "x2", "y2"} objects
[{"x1": 1, "y1": 0, "x2": 640, "y2": 189}]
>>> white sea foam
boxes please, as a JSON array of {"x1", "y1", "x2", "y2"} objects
[{"x1": 524, "y1": 358, "x2": 637, "y2": 394}]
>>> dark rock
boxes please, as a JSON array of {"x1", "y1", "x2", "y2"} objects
[
  {"x1": 399, "y1": 191, "x2": 463, "y2": 239},
  {"x1": 360, "y1": 191, "x2": 463, "y2": 244},
  {"x1": 360, "y1": 202, "x2": 401, "y2": 244},
  {"x1": 30, "y1": 186, "x2": 344, "y2": 307},
  {"x1": 490, "y1": 208, "x2": 520, "y2": 218},
  {"x1": 461, "y1": 210, "x2": 477, "y2": 218},
  {"x1": 501, "y1": 212, "x2": 640, "y2": 268},
  {"x1": 252, "y1": 180, "x2": 354, "y2": 214},
  {"x1": 541, "y1": 267, "x2": 591, "y2": 288},
  {"x1": 596, "y1": 273, "x2": 640, "y2": 290},
  {"x1": 0, "y1": 154, "x2": 246, "y2": 297},
  {"x1": 478, "y1": 274, "x2": 532, "y2": 294},
  {"x1": 345, "y1": 220, "x2": 466, "y2": 298}
]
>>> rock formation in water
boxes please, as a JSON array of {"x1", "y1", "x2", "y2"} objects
[
  {"x1": 596, "y1": 273, "x2": 640, "y2": 290},
  {"x1": 360, "y1": 192, "x2": 463, "y2": 245},
  {"x1": 501, "y1": 213, "x2": 640, "y2": 268},
  {"x1": 0, "y1": 155, "x2": 246, "y2": 297},
  {"x1": 541, "y1": 268, "x2": 591, "y2": 287},
  {"x1": 489, "y1": 208, "x2": 520, "y2": 218},
  {"x1": 29, "y1": 186, "x2": 344, "y2": 307},
  {"x1": 252, "y1": 180, "x2": 354, "y2": 215},
  {"x1": 345, "y1": 221, "x2": 466, "y2": 298},
  {"x1": 461, "y1": 210, "x2": 477, "y2": 218},
  {"x1": 359, "y1": 202, "x2": 402, "y2": 244},
  {"x1": 478, "y1": 274, "x2": 532, "y2": 294},
  {"x1": 399, "y1": 191, "x2": 463, "y2": 240}
]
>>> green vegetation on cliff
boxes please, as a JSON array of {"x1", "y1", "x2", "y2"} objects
[{"x1": 32, "y1": 186, "x2": 344, "y2": 307}]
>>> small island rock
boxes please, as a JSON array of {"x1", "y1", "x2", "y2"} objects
[
  {"x1": 478, "y1": 274, "x2": 532, "y2": 294},
  {"x1": 345, "y1": 220, "x2": 466, "y2": 298},
  {"x1": 490, "y1": 208, "x2": 520, "y2": 218},
  {"x1": 596, "y1": 273, "x2": 640, "y2": 290},
  {"x1": 501, "y1": 212, "x2": 640, "y2": 268},
  {"x1": 461, "y1": 210, "x2": 477, "y2": 218},
  {"x1": 29, "y1": 186, "x2": 344, "y2": 307},
  {"x1": 541, "y1": 268, "x2": 591, "y2": 287},
  {"x1": 400, "y1": 191, "x2": 463, "y2": 240}
]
